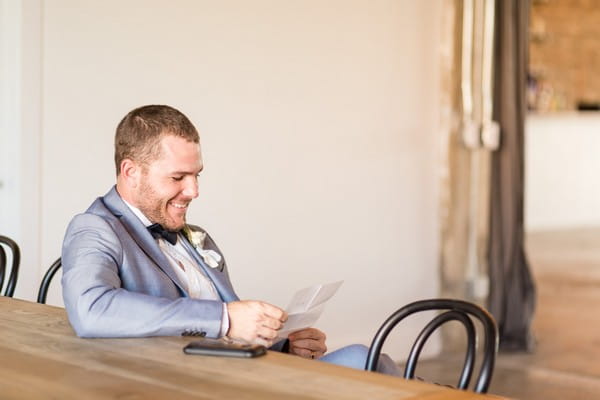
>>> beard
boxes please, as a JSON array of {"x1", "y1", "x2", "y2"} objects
[{"x1": 136, "y1": 180, "x2": 186, "y2": 231}]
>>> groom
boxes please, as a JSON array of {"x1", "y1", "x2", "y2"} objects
[{"x1": 62, "y1": 104, "x2": 398, "y2": 373}]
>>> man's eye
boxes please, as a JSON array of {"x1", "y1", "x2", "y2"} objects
[{"x1": 172, "y1": 176, "x2": 184, "y2": 181}]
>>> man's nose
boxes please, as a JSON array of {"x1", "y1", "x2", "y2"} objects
[{"x1": 183, "y1": 177, "x2": 199, "y2": 199}]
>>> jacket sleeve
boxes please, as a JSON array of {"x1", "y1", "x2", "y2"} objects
[
  {"x1": 270, "y1": 339, "x2": 290, "y2": 353},
  {"x1": 62, "y1": 213, "x2": 225, "y2": 338}
]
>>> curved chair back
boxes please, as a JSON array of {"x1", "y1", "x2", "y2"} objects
[
  {"x1": 37, "y1": 258, "x2": 62, "y2": 304},
  {"x1": 365, "y1": 299, "x2": 498, "y2": 394},
  {"x1": 0, "y1": 235, "x2": 20, "y2": 297}
]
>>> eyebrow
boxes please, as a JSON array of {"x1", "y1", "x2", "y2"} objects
[{"x1": 170, "y1": 166, "x2": 204, "y2": 175}]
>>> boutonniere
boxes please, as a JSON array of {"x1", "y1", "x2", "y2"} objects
[
  {"x1": 183, "y1": 225, "x2": 207, "y2": 249},
  {"x1": 183, "y1": 225, "x2": 222, "y2": 269}
]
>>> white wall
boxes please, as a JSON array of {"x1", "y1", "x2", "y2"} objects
[
  {"x1": 526, "y1": 113, "x2": 600, "y2": 231},
  {"x1": 0, "y1": 0, "x2": 42, "y2": 299},
  {"x1": 19, "y1": 0, "x2": 441, "y2": 358},
  {"x1": 0, "y1": 0, "x2": 22, "y2": 265}
]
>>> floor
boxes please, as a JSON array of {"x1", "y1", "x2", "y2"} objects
[{"x1": 416, "y1": 228, "x2": 600, "y2": 399}]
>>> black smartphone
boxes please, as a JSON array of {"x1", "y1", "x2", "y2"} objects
[{"x1": 183, "y1": 339, "x2": 267, "y2": 358}]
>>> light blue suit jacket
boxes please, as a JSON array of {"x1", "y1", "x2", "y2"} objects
[
  {"x1": 62, "y1": 187, "x2": 392, "y2": 371},
  {"x1": 62, "y1": 186, "x2": 239, "y2": 338}
]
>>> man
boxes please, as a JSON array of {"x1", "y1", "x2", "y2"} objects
[{"x1": 62, "y1": 104, "x2": 398, "y2": 373}]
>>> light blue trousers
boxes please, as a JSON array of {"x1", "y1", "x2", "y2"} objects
[{"x1": 319, "y1": 344, "x2": 401, "y2": 376}]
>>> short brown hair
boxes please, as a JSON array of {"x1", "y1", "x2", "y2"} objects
[{"x1": 114, "y1": 105, "x2": 200, "y2": 175}]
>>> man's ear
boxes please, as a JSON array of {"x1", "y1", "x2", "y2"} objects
[{"x1": 120, "y1": 159, "x2": 141, "y2": 188}]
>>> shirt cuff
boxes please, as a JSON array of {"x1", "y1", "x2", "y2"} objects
[{"x1": 219, "y1": 302, "x2": 230, "y2": 337}]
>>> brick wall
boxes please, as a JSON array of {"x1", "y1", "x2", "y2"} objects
[{"x1": 529, "y1": 0, "x2": 600, "y2": 111}]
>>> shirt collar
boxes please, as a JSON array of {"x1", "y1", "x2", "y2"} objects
[{"x1": 122, "y1": 199, "x2": 153, "y2": 227}]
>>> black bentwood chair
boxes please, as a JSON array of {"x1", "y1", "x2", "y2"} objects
[
  {"x1": 365, "y1": 299, "x2": 499, "y2": 394},
  {"x1": 0, "y1": 235, "x2": 20, "y2": 297},
  {"x1": 37, "y1": 257, "x2": 62, "y2": 304}
]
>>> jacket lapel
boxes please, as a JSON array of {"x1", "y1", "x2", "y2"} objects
[{"x1": 102, "y1": 187, "x2": 188, "y2": 295}]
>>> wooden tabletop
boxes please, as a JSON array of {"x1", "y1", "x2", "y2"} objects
[{"x1": 0, "y1": 297, "x2": 507, "y2": 399}]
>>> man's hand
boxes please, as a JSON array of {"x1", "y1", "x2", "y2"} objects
[
  {"x1": 226, "y1": 300, "x2": 288, "y2": 347},
  {"x1": 288, "y1": 328, "x2": 327, "y2": 359}
]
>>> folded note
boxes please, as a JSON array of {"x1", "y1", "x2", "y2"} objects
[{"x1": 278, "y1": 280, "x2": 343, "y2": 336}]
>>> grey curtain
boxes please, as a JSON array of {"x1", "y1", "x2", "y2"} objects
[{"x1": 487, "y1": 0, "x2": 536, "y2": 352}]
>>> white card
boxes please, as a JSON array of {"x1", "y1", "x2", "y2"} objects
[{"x1": 278, "y1": 281, "x2": 343, "y2": 335}]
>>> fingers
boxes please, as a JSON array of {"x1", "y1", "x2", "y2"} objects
[
  {"x1": 226, "y1": 300, "x2": 287, "y2": 346},
  {"x1": 255, "y1": 302, "x2": 286, "y2": 339},
  {"x1": 288, "y1": 328, "x2": 326, "y2": 342},
  {"x1": 255, "y1": 324, "x2": 281, "y2": 341},
  {"x1": 291, "y1": 347, "x2": 326, "y2": 359},
  {"x1": 288, "y1": 328, "x2": 327, "y2": 359},
  {"x1": 261, "y1": 302, "x2": 288, "y2": 323},
  {"x1": 289, "y1": 337, "x2": 327, "y2": 351},
  {"x1": 259, "y1": 311, "x2": 285, "y2": 330},
  {"x1": 289, "y1": 338, "x2": 327, "y2": 356}
]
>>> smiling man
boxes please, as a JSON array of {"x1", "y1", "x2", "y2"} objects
[{"x1": 62, "y1": 105, "x2": 399, "y2": 374}]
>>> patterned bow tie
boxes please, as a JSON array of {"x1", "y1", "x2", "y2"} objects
[{"x1": 147, "y1": 223, "x2": 178, "y2": 245}]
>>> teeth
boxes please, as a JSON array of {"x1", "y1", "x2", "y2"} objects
[{"x1": 171, "y1": 203, "x2": 187, "y2": 209}]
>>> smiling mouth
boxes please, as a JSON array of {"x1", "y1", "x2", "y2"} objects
[{"x1": 169, "y1": 202, "x2": 189, "y2": 210}]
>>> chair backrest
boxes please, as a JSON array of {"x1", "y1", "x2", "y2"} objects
[
  {"x1": 365, "y1": 299, "x2": 499, "y2": 394},
  {"x1": 37, "y1": 257, "x2": 62, "y2": 304},
  {"x1": 0, "y1": 235, "x2": 20, "y2": 297}
]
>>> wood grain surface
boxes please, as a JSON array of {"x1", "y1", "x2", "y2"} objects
[{"x1": 0, "y1": 297, "x2": 506, "y2": 399}]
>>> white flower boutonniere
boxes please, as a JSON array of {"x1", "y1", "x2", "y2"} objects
[
  {"x1": 184, "y1": 225, "x2": 207, "y2": 249},
  {"x1": 183, "y1": 225, "x2": 222, "y2": 269}
]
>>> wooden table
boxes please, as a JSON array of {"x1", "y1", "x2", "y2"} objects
[{"x1": 0, "y1": 297, "x2": 506, "y2": 399}]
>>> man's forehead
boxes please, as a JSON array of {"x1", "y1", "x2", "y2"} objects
[
  {"x1": 158, "y1": 133, "x2": 200, "y2": 146},
  {"x1": 146, "y1": 136, "x2": 202, "y2": 169}
]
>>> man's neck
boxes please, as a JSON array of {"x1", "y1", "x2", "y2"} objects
[
  {"x1": 115, "y1": 179, "x2": 134, "y2": 205},
  {"x1": 118, "y1": 190, "x2": 153, "y2": 227}
]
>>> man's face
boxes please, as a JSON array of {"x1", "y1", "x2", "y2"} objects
[{"x1": 134, "y1": 135, "x2": 203, "y2": 231}]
